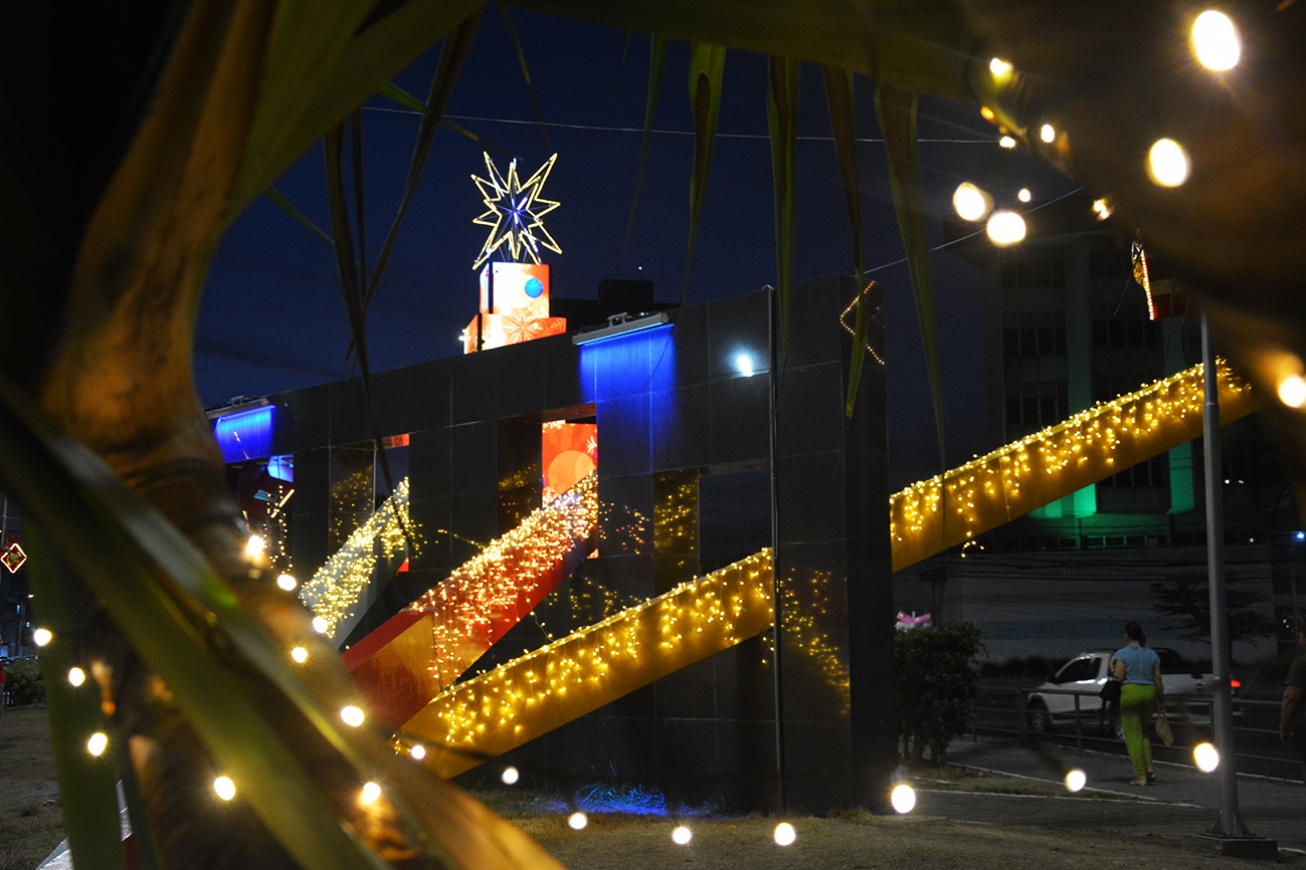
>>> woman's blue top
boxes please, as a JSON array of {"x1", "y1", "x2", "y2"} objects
[{"x1": 1113, "y1": 644, "x2": 1160, "y2": 685}]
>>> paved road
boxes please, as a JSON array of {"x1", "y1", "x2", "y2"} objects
[{"x1": 918, "y1": 737, "x2": 1306, "y2": 853}]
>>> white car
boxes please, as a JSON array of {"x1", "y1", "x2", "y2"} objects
[{"x1": 1025, "y1": 648, "x2": 1226, "y2": 734}]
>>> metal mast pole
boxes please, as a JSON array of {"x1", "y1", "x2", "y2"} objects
[{"x1": 1201, "y1": 313, "x2": 1250, "y2": 838}]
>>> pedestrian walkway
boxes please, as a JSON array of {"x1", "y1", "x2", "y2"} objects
[{"x1": 917, "y1": 737, "x2": 1305, "y2": 853}]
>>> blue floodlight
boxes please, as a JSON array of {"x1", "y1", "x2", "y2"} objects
[
  {"x1": 214, "y1": 406, "x2": 274, "y2": 464},
  {"x1": 573, "y1": 311, "x2": 671, "y2": 346}
]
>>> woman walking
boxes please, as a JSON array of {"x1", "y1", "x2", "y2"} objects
[{"x1": 1111, "y1": 622, "x2": 1166, "y2": 785}]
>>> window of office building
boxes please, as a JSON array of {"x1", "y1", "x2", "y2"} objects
[
  {"x1": 1000, "y1": 250, "x2": 1066, "y2": 289},
  {"x1": 1005, "y1": 380, "x2": 1069, "y2": 432},
  {"x1": 1003, "y1": 311, "x2": 1067, "y2": 358}
]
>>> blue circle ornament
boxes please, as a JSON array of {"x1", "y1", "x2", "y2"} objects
[{"x1": 525, "y1": 277, "x2": 544, "y2": 298}]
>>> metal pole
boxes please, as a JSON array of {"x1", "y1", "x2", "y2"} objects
[
  {"x1": 1201, "y1": 313, "x2": 1251, "y2": 838},
  {"x1": 767, "y1": 284, "x2": 786, "y2": 810}
]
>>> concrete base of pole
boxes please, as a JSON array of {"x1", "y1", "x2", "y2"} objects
[{"x1": 1182, "y1": 834, "x2": 1279, "y2": 859}]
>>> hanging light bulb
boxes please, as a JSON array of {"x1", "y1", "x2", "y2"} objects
[
  {"x1": 410, "y1": 744, "x2": 427, "y2": 760},
  {"x1": 1064, "y1": 769, "x2": 1087, "y2": 792},
  {"x1": 67, "y1": 667, "x2": 86, "y2": 687},
  {"x1": 1191, "y1": 10, "x2": 1240, "y2": 71},
  {"x1": 1040, "y1": 123, "x2": 1056, "y2": 144},
  {"x1": 671, "y1": 825, "x2": 693, "y2": 845},
  {"x1": 276, "y1": 573, "x2": 297, "y2": 591},
  {"x1": 952, "y1": 182, "x2": 993, "y2": 222},
  {"x1": 773, "y1": 822, "x2": 797, "y2": 846},
  {"x1": 989, "y1": 57, "x2": 1013, "y2": 83},
  {"x1": 999, "y1": 135, "x2": 1017, "y2": 149},
  {"x1": 340, "y1": 705, "x2": 365, "y2": 727},
  {"x1": 568, "y1": 812, "x2": 588, "y2": 830},
  {"x1": 1017, "y1": 188, "x2": 1032, "y2": 203},
  {"x1": 290, "y1": 646, "x2": 308, "y2": 663},
  {"x1": 311, "y1": 616, "x2": 328, "y2": 634},
  {"x1": 986, "y1": 210, "x2": 1027, "y2": 246},
  {"x1": 1148, "y1": 138, "x2": 1190, "y2": 187},
  {"x1": 33, "y1": 628, "x2": 52, "y2": 647}
]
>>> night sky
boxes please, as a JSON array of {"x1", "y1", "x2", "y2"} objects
[{"x1": 197, "y1": 10, "x2": 1078, "y2": 489}]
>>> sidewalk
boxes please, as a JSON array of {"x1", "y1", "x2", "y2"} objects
[{"x1": 920, "y1": 737, "x2": 1306, "y2": 853}]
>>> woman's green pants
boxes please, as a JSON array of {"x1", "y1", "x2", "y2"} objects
[{"x1": 1119, "y1": 683, "x2": 1157, "y2": 776}]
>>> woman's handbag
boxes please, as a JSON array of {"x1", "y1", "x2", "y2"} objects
[
  {"x1": 1100, "y1": 678, "x2": 1122, "y2": 703},
  {"x1": 1154, "y1": 713, "x2": 1174, "y2": 745}
]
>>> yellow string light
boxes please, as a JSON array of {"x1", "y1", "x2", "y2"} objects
[
  {"x1": 400, "y1": 550, "x2": 774, "y2": 778},
  {"x1": 301, "y1": 477, "x2": 424, "y2": 638},
  {"x1": 889, "y1": 361, "x2": 1257, "y2": 571}
]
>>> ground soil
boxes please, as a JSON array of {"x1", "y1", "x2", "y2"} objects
[{"x1": 3, "y1": 704, "x2": 1299, "y2": 870}]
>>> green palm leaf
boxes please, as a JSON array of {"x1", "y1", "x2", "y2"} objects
[
  {"x1": 682, "y1": 42, "x2": 726, "y2": 305},
  {"x1": 876, "y1": 82, "x2": 944, "y2": 470},
  {"x1": 616, "y1": 34, "x2": 669, "y2": 275}
]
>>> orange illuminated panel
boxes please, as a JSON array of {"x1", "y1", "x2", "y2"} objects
[
  {"x1": 462, "y1": 262, "x2": 566, "y2": 353},
  {"x1": 542, "y1": 421, "x2": 596, "y2": 505}
]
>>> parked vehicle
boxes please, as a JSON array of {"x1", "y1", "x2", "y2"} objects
[{"x1": 1025, "y1": 648, "x2": 1232, "y2": 735}]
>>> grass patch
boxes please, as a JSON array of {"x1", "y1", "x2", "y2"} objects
[{"x1": 0, "y1": 705, "x2": 65, "y2": 869}]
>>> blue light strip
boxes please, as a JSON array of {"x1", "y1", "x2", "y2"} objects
[{"x1": 213, "y1": 406, "x2": 274, "y2": 464}]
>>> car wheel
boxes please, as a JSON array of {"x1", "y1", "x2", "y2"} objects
[{"x1": 1028, "y1": 701, "x2": 1051, "y2": 733}]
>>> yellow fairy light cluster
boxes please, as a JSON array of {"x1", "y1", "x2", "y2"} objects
[
  {"x1": 779, "y1": 570, "x2": 851, "y2": 715},
  {"x1": 399, "y1": 549, "x2": 774, "y2": 779},
  {"x1": 889, "y1": 361, "x2": 1258, "y2": 571},
  {"x1": 299, "y1": 478, "x2": 421, "y2": 637},
  {"x1": 405, "y1": 472, "x2": 599, "y2": 692}
]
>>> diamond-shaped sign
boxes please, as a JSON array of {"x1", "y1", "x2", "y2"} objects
[{"x1": 2, "y1": 540, "x2": 26, "y2": 573}]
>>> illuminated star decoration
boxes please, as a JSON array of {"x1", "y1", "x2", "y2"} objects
[{"x1": 471, "y1": 152, "x2": 561, "y2": 270}]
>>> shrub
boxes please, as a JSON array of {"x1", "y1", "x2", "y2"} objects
[
  {"x1": 895, "y1": 622, "x2": 984, "y2": 764},
  {"x1": 5, "y1": 659, "x2": 45, "y2": 705}
]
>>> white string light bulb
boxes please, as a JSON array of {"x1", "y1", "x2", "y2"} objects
[
  {"x1": 1148, "y1": 138, "x2": 1190, "y2": 187},
  {"x1": 340, "y1": 705, "x2": 365, "y2": 727},
  {"x1": 890, "y1": 783, "x2": 916, "y2": 814},
  {"x1": 86, "y1": 732, "x2": 108, "y2": 757},
  {"x1": 290, "y1": 646, "x2": 308, "y2": 664},
  {"x1": 410, "y1": 744, "x2": 427, "y2": 760},
  {"x1": 214, "y1": 776, "x2": 236, "y2": 801},
  {"x1": 311, "y1": 616, "x2": 328, "y2": 634},
  {"x1": 567, "y1": 812, "x2": 588, "y2": 830},
  {"x1": 1064, "y1": 769, "x2": 1087, "y2": 792},
  {"x1": 986, "y1": 210, "x2": 1026, "y2": 246},
  {"x1": 952, "y1": 182, "x2": 992, "y2": 222},
  {"x1": 1277, "y1": 374, "x2": 1306, "y2": 408},
  {"x1": 1040, "y1": 124, "x2": 1056, "y2": 144},
  {"x1": 500, "y1": 766, "x2": 520, "y2": 785},
  {"x1": 276, "y1": 573, "x2": 297, "y2": 591},
  {"x1": 244, "y1": 535, "x2": 266, "y2": 560},
  {"x1": 999, "y1": 135, "x2": 1017, "y2": 149},
  {"x1": 33, "y1": 628, "x2": 52, "y2": 647},
  {"x1": 67, "y1": 667, "x2": 86, "y2": 687},
  {"x1": 359, "y1": 782, "x2": 382, "y2": 805},
  {"x1": 671, "y1": 825, "x2": 692, "y2": 845},
  {"x1": 1017, "y1": 188, "x2": 1032, "y2": 203},
  {"x1": 773, "y1": 822, "x2": 797, "y2": 846},
  {"x1": 1191, "y1": 10, "x2": 1240, "y2": 71},
  {"x1": 1194, "y1": 742, "x2": 1220, "y2": 772}
]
